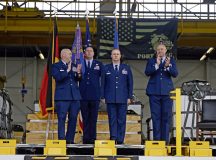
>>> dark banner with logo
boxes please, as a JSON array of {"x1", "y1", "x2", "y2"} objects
[{"x1": 97, "y1": 18, "x2": 178, "y2": 59}]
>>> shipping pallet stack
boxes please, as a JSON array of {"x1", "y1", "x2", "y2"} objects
[{"x1": 24, "y1": 111, "x2": 142, "y2": 145}]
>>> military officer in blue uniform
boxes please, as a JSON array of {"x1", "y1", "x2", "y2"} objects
[
  {"x1": 79, "y1": 47, "x2": 104, "y2": 144},
  {"x1": 101, "y1": 49, "x2": 133, "y2": 144},
  {"x1": 52, "y1": 48, "x2": 82, "y2": 144},
  {"x1": 145, "y1": 44, "x2": 178, "y2": 143}
]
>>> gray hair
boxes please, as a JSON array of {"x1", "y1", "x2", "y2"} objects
[{"x1": 60, "y1": 48, "x2": 72, "y2": 57}]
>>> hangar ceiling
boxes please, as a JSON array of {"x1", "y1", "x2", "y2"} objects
[{"x1": 0, "y1": 0, "x2": 216, "y2": 59}]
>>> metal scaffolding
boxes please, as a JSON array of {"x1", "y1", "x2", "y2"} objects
[{"x1": 0, "y1": 0, "x2": 216, "y2": 19}]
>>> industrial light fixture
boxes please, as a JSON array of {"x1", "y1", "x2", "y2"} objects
[
  {"x1": 200, "y1": 47, "x2": 214, "y2": 61},
  {"x1": 206, "y1": 47, "x2": 214, "y2": 54},
  {"x1": 203, "y1": 0, "x2": 215, "y2": 4},
  {"x1": 39, "y1": 52, "x2": 45, "y2": 60},
  {"x1": 35, "y1": 46, "x2": 44, "y2": 60},
  {"x1": 131, "y1": 1, "x2": 137, "y2": 13},
  {"x1": 129, "y1": 0, "x2": 137, "y2": 17},
  {"x1": 200, "y1": 54, "x2": 207, "y2": 61}
]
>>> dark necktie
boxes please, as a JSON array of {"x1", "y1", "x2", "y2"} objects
[
  {"x1": 87, "y1": 61, "x2": 91, "y2": 69},
  {"x1": 160, "y1": 59, "x2": 163, "y2": 68},
  {"x1": 115, "y1": 65, "x2": 118, "y2": 71}
]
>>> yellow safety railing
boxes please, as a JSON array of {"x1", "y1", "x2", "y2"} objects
[{"x1": 170, "y1": 88, "x2": 182, "y2": 156}]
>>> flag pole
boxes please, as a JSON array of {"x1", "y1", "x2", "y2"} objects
[
  {"x1": 85, "y1": 9, "x2": 91, "y2": 49},
  {"x1": 71, "y1": 20, "x2": 85, "y2": 142},
  {"x1": 113, "y1": 9, "x2": 119, "y2": 49},
  {"x1": 39, "y1": 11, "x2": 59, "y2": 141},
  {"x1": 85, "y1": 9, "x2": 90, "y2": 18},
  {"x1": 51, "y1": 13, "x2": 58, "y2": 140},
  {"x1": 77, "y1": 9, "x2": 91, "y2": 140}
]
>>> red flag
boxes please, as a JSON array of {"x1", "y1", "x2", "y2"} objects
[
  {"x1": 78, "y1": 112, "x2": 83, "y2": 133},
  {"x1": 39, "y1": 18, "x2": 59, "y2": 117}
]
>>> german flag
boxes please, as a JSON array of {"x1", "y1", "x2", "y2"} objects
[{"x1": 39, "y1": 18, "x2": 59, "y2": 117}]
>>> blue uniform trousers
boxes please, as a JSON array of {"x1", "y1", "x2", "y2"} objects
[
  {"x1": 80, "y1": 100, "x2": 99, "y2": 144},
  {"x1": 149, "y1": 95, "x2": 173, "y2": 143},
  {"x1": 107, "y1": 103, "x2": 127, "y2": 144},
  {"x1": 55, "y1": 100, "x2": 80, "y2": 144}
]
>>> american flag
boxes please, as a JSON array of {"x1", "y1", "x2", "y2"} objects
[
  {"x1": 84, "y1": 17, "x2": 91, "y2": 48},
  {"x1": 97, "y1": 18, "x2": 178, "y2": 59}
]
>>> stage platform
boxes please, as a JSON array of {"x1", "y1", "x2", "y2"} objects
[
  {"x1": 0, "y1": 144, "x2": 215, "y2": 160},
  {"x1": 0, "y1": 155, "x2": 216, "y2": 160},
  {"x1": 16, "y1": 144, "x2": 144, "y2": 155}
]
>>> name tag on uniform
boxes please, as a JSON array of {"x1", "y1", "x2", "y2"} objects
[
  {"x1": 122, "y1": 69, "x2": 128, "y2": 74},
  {"x1": 106, "y1": 71, "x2": 111, "y2": 75},
  {"x1": 72, "y1": 67, "x2": 77, "y2": 72},
  {"x1": 94, "y1": 65, "x2": 100, "y2": 70},
  {"x1": 60, "y1": 69, "x2": 65, "y2": 72}
]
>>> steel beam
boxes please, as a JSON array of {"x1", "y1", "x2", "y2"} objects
[{"x1": 0, "y1": 18, "x2": 216, "y2": 47}]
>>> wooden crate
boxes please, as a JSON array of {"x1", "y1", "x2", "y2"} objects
[
  {"x1": 27, "y1": 114, "x2": 58, "y2": 120},
  {"x1": 26, "y1": 112, "x2": 142, "y2": 145},
  {"x1": 96, "y1": 113, "x2": 142, "y2": 144},
  {"x1": 13, "y1": 131, "x2": 24, "y2": 144},
  {"x1": 97, "y1": 122, "x2": 141, "y2": 133},
  {"x1": 26, "y1": 113, "x2": 80, "y2": 144},
  {"x1": 97, "y1": 133, "x2": 141, "y2": 145},
  {"x1": 26, "y1": 122, "x2": 79, "y2": 132},
  {"x1": 27, "y1": 113, "x2": 140, "y2": 122},
  {"x1": 26, "y1": 132, "x2": 82, "y2": 144},
  {"x1": 26, "y1": 122, "x2": 59, "y2": 131},
  {"x1": 98, "y1": 112, "x2": 141, "y2": 121}
]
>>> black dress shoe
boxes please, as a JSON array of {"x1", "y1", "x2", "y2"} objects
[
  {"x1": 89, "y1": 140, "x2": 95, "y2": 144},
  {"x1": 116, "y1": 141, "x2": 124, "y2": 144},
  {"x1": 66, "y1": 141, "x2": 75, "y2": 144},
  {"x1": 83, "y1": 140, "x2": 95, "y2": 144},
  {"x1": 83, "y1": 141, "x2": 90, "y2": 144}
]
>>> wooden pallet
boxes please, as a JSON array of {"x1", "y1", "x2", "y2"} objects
[
  {"x1": 97, "y1": 134, "x2": 142, "y2": 145},
  {"x1": 26, "y1": 112, "x2": 142, "y2": 144},
  {"x1": 26, "y1": 132, "x2": 82, "y2": 144},
  {"x1": 13, "y1": 131, "x2": 24, "y2": 144}
]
